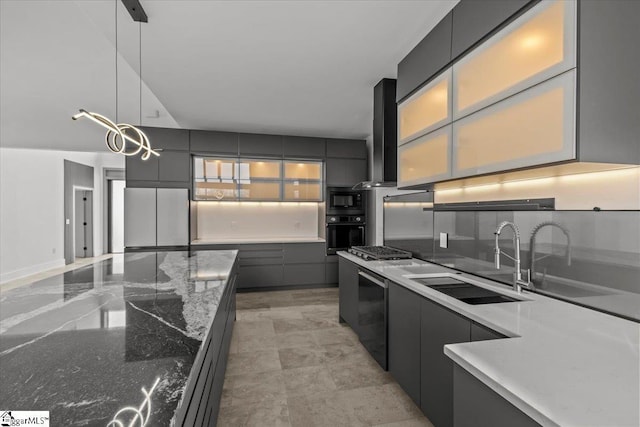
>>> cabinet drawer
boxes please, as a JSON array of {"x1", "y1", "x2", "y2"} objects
[
  {"x1": 453, "y1": 0, "x2": 576, "y2": 119},
  {"x1": 283, "y1": 243, "x2": 325, "y2": 264},
  {"x1": 398, "y1": 69, "x2": 452, "y2": 145},
  {"x1": 284, "y1": 263, "x2": 325, "y2": 285},
  {"x1": 398, "y1": 125, "x2": 452, "y2": 187},
  {"x1": 238, "y1": 265, "x2": 284, "y2": 289},
  {"x1": 452, "y1": 70, "x2": 575, "y2": 178}
]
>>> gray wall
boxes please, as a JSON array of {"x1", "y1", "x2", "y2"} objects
[
  {"x1": 384, "y1": 205, "x2": 640, "y2": 322},
  {"x1": 64, "y1": 160, "x2": 94, "y2": 264}
]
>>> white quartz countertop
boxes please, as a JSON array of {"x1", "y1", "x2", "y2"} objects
[
  {"x1": 192, "y1": 237, "x2": 325, "y2": 245},
  {"x1": 338, "y1": 252, "x2": 640, "y2": 427}
]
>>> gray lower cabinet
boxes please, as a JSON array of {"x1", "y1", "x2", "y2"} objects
[
  {"x1": 421, "y1": 297, "x2": 471, "y2": 427},
  {"x1": 326, "y1": 157, "x2": 368, "y2": 187},
  {"x1": 453, "y1": 364, "x2": 540, "y2": 427},
  {"x1": 338, "y1": 257, "x2": 359, "y2": 332},
  {"x1": 284, "y1": 263, "x2": 325, "y2": 286},
  {"x1": 283, "y1": 242, "x2": 325, "y2": 264},
  {"x1": 388, "y1": 282, "x2": 421, "y2": 405},
  {"x1": 471, "y1": 322, "x2": 505, "y2": 342},
  {"x1": 325, "y1": 256, "x2": 338, "y2": 285}
]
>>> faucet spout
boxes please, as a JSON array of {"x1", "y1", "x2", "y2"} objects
[
  {"x1": 529, "y1": 221, "x2": 572, "y2": 285},
  {"x1": 494, "y1": 221, "x2": 530, "y2": 293}
]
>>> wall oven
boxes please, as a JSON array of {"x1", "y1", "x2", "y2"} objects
[
  {"x1": 327, "y1": 188, "x2": 365, "y2": 215},
  {"x1": 326, "y1": 215, "x2": 365, "y2": 255},
  {"x1": 358, "y1": 269, "x2": 388, "y2": 370}
]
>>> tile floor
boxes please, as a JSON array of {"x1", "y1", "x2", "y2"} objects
[{"x1": 218, "y1": 287, "x2": 434, "y2": 427}]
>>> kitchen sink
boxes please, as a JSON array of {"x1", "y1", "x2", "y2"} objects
[{"x1": 414, "y1": 276, "x2": 520, "y2": 305}]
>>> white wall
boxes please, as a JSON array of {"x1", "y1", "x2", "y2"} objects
[{"x1": 0, "y1": 147, "x2": 124, "y2": 283}]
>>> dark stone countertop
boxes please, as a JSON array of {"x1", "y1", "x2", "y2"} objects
[{"x1": 0, "y1": 250, "x2": 238, "y2": 426}]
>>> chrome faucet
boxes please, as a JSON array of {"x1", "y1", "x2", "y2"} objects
[
  {"x1": 494, "y1": 221, "x2": 531, "y2": 293},
  {"x1": 529, "y1": 221, "x2": 572, "y2": 287}
]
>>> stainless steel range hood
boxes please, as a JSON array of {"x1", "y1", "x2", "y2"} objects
[{"x1": 353, "y1": 78, "x2": 397, "y2": 189}]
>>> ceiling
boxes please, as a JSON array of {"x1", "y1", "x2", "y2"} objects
[{"x1": 1, "y1": 0, "x2": 457, "y2": 152}]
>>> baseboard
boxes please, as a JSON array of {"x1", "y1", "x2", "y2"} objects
[{"x1": 0, "y1": 258, "x2": 66, "y2": 284}]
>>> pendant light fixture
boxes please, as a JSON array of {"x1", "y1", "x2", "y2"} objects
[{"x1": 72, "y1": 0, "x2": 158, "y2": 160}]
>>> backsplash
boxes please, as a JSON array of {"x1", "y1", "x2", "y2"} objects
[
  {"x1": 195, "y1": 202, "x2": 320, "y2": 241},
  {"x1": 385, "y1": 205, "x2": 640, "y2": 322}
]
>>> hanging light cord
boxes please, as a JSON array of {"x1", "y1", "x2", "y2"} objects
[{"x1": 71, "y1": 0, "x2": 158, "y2": 159}]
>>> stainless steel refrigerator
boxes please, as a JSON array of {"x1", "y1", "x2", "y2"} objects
[{"x1": 124, "y1": 188, "x2": 189, "y2": 248}]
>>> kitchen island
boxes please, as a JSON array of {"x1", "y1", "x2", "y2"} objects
[{"x1": 0, "y1": 250, "x2": 238, "y2": 426}]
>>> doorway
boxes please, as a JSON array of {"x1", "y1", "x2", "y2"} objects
[
  {"x1": 108, "y1": 179, "x2": 125, "y2": 253},
  {"x1": 74, "y1": 189, "x2": 94, "y2": 258}
]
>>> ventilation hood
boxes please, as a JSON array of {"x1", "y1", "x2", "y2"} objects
[{"x1": 353, "y1": 78, "x2": 397, "y2": 189}]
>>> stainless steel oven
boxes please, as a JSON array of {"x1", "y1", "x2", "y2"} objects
[
  {"x1": 358, "y1": 269, "x2": 388, "y2": 370},
  {"x1": 326, "y1": 215, "x2": 365, "y2": 255}
]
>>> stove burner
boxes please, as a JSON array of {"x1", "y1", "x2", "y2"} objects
[{"x1": 348, "y1": 246, "x2": 412, "y2": 261}]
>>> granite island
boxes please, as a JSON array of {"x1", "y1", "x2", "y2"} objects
[{"x1": 0, "y1": 250, "x2": 238, "y2": 426}]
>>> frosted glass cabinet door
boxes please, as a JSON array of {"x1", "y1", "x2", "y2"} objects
[
  {"x1": 453, "y1": 0, "x2": 576, "y2": 119},
  {"x1": 452, "y1": 70, "x2": 575, "y2": 178},
  {"x1": 398, "y1": 126, "x2": 452, "y2": 187},
  {"x1": 398, "y1": 69, "x2": 452, "y2": 145}
]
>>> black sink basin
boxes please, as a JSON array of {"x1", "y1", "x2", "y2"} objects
[{"x1": 414, "y1": 277, "x2": 520, "y2": 305}]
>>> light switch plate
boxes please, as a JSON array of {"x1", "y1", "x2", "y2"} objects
[{"x1": 439, "y1": 232, "x2": 448, "y2": 249}]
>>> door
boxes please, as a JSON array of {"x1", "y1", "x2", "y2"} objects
[
  {"x1": 109, "y1": 179, "x2": 125, "y2": 253},
  {"x1": 358, "y1": 270, "x2": 388, "y2": 370},
  {"x1": 74, "y1": 190, "x2": 93, "y2": 258}
]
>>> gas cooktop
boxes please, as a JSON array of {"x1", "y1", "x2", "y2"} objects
[{"x1": 348, "y1": 245, "x2": 412, "y2": 261}]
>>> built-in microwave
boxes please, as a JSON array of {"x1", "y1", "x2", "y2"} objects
[{"x1": 327, "y1": 188, "x2": 364, "y2": 215}]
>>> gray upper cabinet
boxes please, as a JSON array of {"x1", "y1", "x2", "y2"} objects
[
  {"x1": 396, "y1": 11, "x2": 453, "y2": 102},
  {"x1": 140, "y1": 126, "x2": 189, "y2": 151},
  {"x1": 158, "y1": 151, "x2": 190, "y2": 182},
  {"x1": 190, "y1": 130, "x2": 238, "y2": 156},
  {"x1": 239, "y1": 133, "x2": 283, "y2": 158},
  {"x1": 326, "y1": 139, "x2": 367, "y2": 159},
  {"x1": 451, "y1": 0, "x2": 533, "y2": 59},
  {"x1": 577, "y1": 0, "x2": 640, "y2": 165},
  {"x1": 283, "y1": 136, "x2": 326, "y2": 158},
  {"x1": 126, "y1": 155, "x2": 159, "y2": 182},
  {"x1": 326, "y1": 158, "x2": 367, "y2": 187}
]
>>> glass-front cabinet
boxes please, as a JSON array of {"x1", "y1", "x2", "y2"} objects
[
  {"x1": 452, "y1": 70, "x2": 576, "y2": 178},
  {"x1": 398, "y1": 69, "x2": 452, "y2": 145},
  {"x1": 397, "y1": 0, "x2": 579, "y2": 188},
  {"x1": 193, "y1": 157, "x2": 323, "y2": 201},
  {"x1": 453, "y1": 0, "x2": 576, "y2": 119},
  {"x1": 398, "y1": 126, "x2": 452, "y2": 187},
  {"x1": 283, "y1": 161, "x2": 323, "y2": 201},
  {"x1": 194, "y1": 157, "x2": 238, "y2": 200}
]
